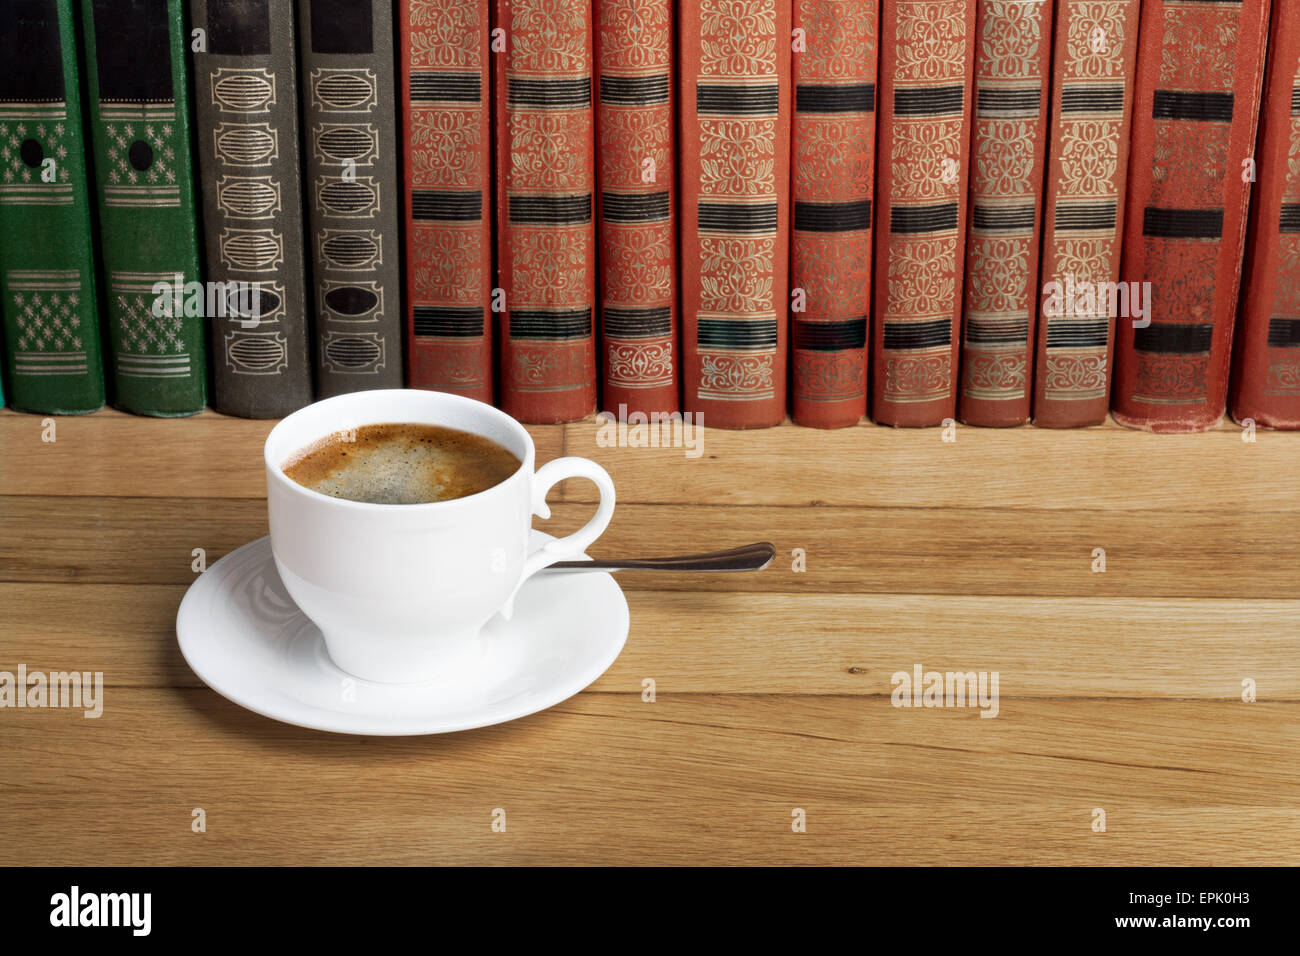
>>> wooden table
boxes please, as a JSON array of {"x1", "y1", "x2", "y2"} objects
[{"x1": 1, "y1": 407, "x2": 1297, "y2": 865}]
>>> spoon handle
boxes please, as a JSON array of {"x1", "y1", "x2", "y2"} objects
[{"x1": 546, "y1": 542, "x2": 776, "y2": 573}]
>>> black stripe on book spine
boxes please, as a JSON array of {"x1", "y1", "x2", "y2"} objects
[
  {"x1": 1061, "y1": 84, "x2": 1124, "y2": 114},
  {"x1": 1143, "y1": 207, "x2": 1224, "y2": 239},
  {"x1": 603, "y1": 306, "x2": 671, "y2": 339},
  {"x1": 697, "y1": 84, "x2": 778, "y2": 114},
  {"x1": 1280, "y1": 204, "x2": 1300, "y2": 233},
  {"x1": 1133, "y1": 323, "x2": 1214, "y2": 355},
  {"x1": 510, "y1": 309, "x2": 593, "y2": 340},
  {"x1": 1152, "y1": 89, "x2": 1234, "y2": 122},
  {"x1": 1, "y1": 0, "x2": 65, "y2": 102},
  {"x1": 793, "y1": 318, "x2": 866, "y2": 351},
  {"x1": 92, "y1": 0, "x2": 174, "y2": 101},
  {"x1": 508, "y1": 194, "x2": 592, "y2": 225},
  {"x1": 795, "y1": 199, "x2": 872, "y2": 232},
  {"x1": 209, "y1": 0, "x2": 272, "y2": 56},
  {"x1": 977, "y1": 88, "x2": 1040, "y2": 115},
  {"x1": 508, "y1": 76, "x2": 591, "y2": 109},
  {"x1": 413, "y1": 306, "x2": 484, "y2": 338},
  {"x1": 310, "y1": 0, "x2": 373, "y2": 55},
  {"x1": 964, "y1": 318, "x2": 1029, "y2": 344},
  {"x1": 412, "y1": 190, "x2": 481, "y2": 221},
  {"x1": 891, "y1": 202, "x2": 959, "y2": 234},
  {"x1": 1045, "y1": 319, "x2": 1110, "y2": 349},
  {"x1": 1267, "y1": 317, "x2": 1300, "y2": 348},
  {"x1": 796, "y1": 83, "x2": 875, "y2": 113},
  {"x1": 698, "y1": 201, "x2": 778, "y2": 233},
  {"x1": 1055, "y1": 201, "x2": 1117, "y2": 231},
  {"x1": 893, "y1": 85, "x2": 963, "y2": 116},
  {"x1": 602, "y1": 191, "x2": 669, "y2": 223},
  {"x1": 883, "y1": 319, "x2": 951, "y2": 350},
  {"x1": 1292, "y1": 88, "x2": 1300, "y2": 116},
  {"x1": 409, "y1": 73, "x2": 481, "y2": 103},
  {"x1": 600, "y1": 74, "x2": 668, "y2": 105},
  {"x1": 973, "y1": 204, "x2": 1035, "y2": 231},
  {"x1": 698, "y1": 318, "x2": 778, "y2": 350}
]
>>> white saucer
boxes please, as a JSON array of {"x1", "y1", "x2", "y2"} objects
[{"x1": 176, "y1": 532, "x2": 629, "y2": 735}]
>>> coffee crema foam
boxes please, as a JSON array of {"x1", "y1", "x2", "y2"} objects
[{"x1": 282, "y1": 423, "x2": 521, "y2": 505}]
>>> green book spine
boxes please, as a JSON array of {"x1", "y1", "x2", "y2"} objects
[
  {"x1": 0, "y1": 0, "x2": 107, "y2": 414},
  {"x1": 80, "y1": 0, "x2": 206, "y2": 416}
]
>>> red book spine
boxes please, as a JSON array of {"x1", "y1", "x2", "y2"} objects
[
  {"x1": 401, "y1": 0, "x2": 494, "y2": 403},
  {"x1": 1231, "y1": 10, "x2": 1300, "y2": 430},
  {"x1": 1113, "y1": 0, "x2": 1271, "y2": 432},
  {"x1": 594, "y1": 1, "x2": 678, "y2": 419},
  {"x1": 789, "y1": 1, "x2": 878, "y2": 429},
  {"x1": 494, "y1": 0, "x2": 598, "y2": 423},
  {"x1": 957, "y1": 0, "x2": 1053, "y2": 427},
  {"x1": 870, "y1": 0, "x2": 977, "y2": 427},
  {"x1": 1032, "y1": 0, "x2": 1141, "y2": 428},
  {"x1": 679, "y1": 0, "x2": 792, "y2": 429}
]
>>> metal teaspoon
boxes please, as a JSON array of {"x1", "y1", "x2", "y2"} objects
[{"x1": 546, "y1": 541, "x2": 776, "y2": 573}]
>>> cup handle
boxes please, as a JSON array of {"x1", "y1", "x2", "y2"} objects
[{"x1": 500, "y1": 456, "x2": 616, "y2": 620}]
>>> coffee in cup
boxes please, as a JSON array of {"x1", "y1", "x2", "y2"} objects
[
  {"x1": 263, "y1": 389, "x2": 615, "y2": 683},
  {"x1": 282, "y1": 423, "x2": 521, "y2": 505}
]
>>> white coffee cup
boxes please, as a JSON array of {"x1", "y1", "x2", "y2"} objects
[{"x1": 264, "y1": 389, "x2": 615, "y2": 683}]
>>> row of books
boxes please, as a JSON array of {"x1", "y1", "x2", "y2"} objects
[{"x1": 1, "y1": 1, "x2": 1297, "y2": 432}]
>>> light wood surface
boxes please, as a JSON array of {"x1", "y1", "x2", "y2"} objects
[{"x1": 0, "y1": 407, "x2": 1296, "y2": 865}]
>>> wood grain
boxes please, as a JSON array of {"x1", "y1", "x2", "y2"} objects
[
  {"x1": 6, "y1": 409, "x2": 1296, "y2": 512},
  {"x1": 0, "y1": 409, "x2": 1297, "y2": 865},
  {"x1": 0, "y1": 692, "x2": 1295, "y2": 865},
  {"x1": 2, "y1": 496, "x2": 1297, "y2": 598},
  {"x1": 0, "y1": 408, "x2": 564, "y2": 498},
  {"x1": 4, "y1": 582, "x2": 1298, "y2": 698},
  {"x1": 560, "y1": 417, "x2": 1299, "y2": 511}
]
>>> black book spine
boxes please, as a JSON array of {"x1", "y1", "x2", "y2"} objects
[
  {"x1": 191, "y1": 0, "x2": 314, "y2": 417},
  {"x1": 297, "y1": 0, "x2": 404, "y2": 396}
]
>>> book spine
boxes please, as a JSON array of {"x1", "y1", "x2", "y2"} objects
[
  {"x1": 680, "y1": 0, "x2": 791, "y2": 429},
  {"x1": 595, "y1": 0, "x2": 678, "y2": 419},
  {"x1": 789, "y1": 0, "x2": 877, "y2": 429},
  {"x1": 401, "y1": 0, "x2": 493, "y2": 403},
  {"x1": 1230, "y1": 9, "x2": 1300, "y2": 430},
  {"x1": 0, "y1": 0, "x2": 106, "y2": 415},
  {"x1": 80, "y1": 0, "x2": 206, "y2": 416},
  {"x1": 1113, "y1": 0, "x2": 1271, "y2": 432},
  {"x1": 1032, "y1": 0, "x2": 1141, "y2": 428},
  {"x1": 870, "y1": 0, "x2": 976, "y2": 427},
  {"x1": 190, "y1": 0, "x2": 313, "y2": 418},
  {"x1": 297, "y1": 0, "x2": 404, "y2": 398},
  {"x1": 958, "y1": 0, "x2": 1052, "y2": 428},
  {"x1": 494, "y1": 0, "x2": 598, "y2": 424}
]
